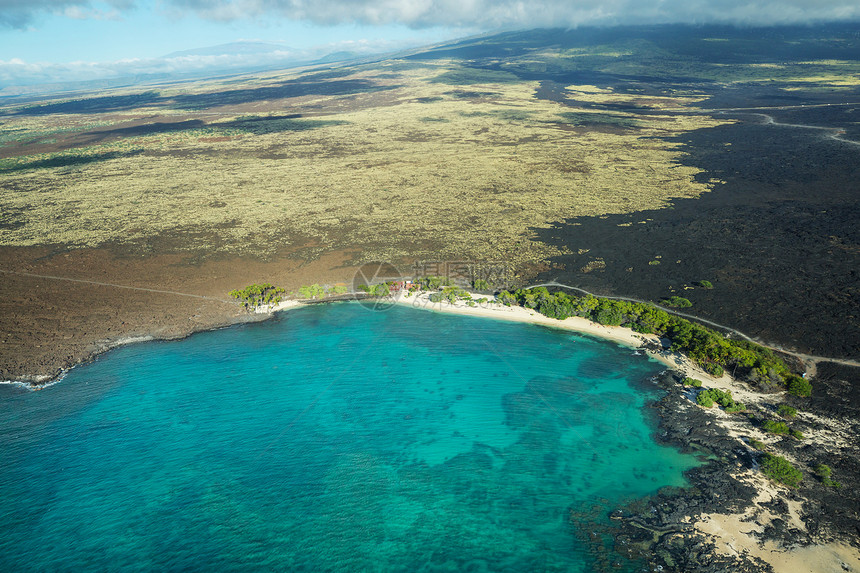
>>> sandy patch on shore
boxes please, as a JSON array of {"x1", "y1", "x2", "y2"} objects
[
  {"x1": 395, "y1": 290, "x2": 724, "y2": 377},
  {"x1": 699, "y1": 487, "x2": 860, "y2": 573}
]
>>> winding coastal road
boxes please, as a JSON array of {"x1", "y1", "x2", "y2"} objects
[{"x1": 706, "y1": 102, "x2": 860, "y2": 147}]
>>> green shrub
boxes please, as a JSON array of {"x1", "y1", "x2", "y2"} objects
[
  {"x1": 298, "y1": 284, "x2": 326, "y2": 299},
  {"x1": 429, "y1": 286, "x2": 469, "y2": 304},
  {"x1": 328, "y1": 285, "x2": 348, "y2": 295},
  {"x1": 697, "y1": 387, "x2": 737, "y2": 410},
  {"x1": 789, "y1": 429, "x2": 804, "y2": 440},
  {"x1": 761, "y1": 453, "x2": 803, "y2": 487},
  {"x1": 420, "y1": 276, "x2": 444, "y2": 290},
  {"x1": 748, "y1": 438, "x2": 767, "y2": 451},
  {"x1": 496, "y1": 290, "x2": 517, "y2": 306},
  {"x1": 762, "y1": 419, "x2": 789, "y2": 435},
  {"x1": 703, "y1": 362, "x2": 725, "y2": 377},
  {"x1": 472, "y1": 278, "x2": 491, "y2": 291},
  {"x1": 787, "y1": 376, "x2": 812, "y2": 397},
  {"x1": 367, "y1": 283, "x2": 390, "y2": 297},
  {"x1": 490, "y1": 287, "x2": 796, "y2": 391},
  {"x1": 777, "y1": 404, "x2": 797, "y2": 418},
  {"x1": 697, "y1": 280, "x2": 714, "y2": 289},
  {"x1": 662, "y1": 296, "x2": 692, "y2": 308},
  {"x1": 229, "y1": 283, "x2": 286, "y2": 307},
  {"x1": 816, "y1": 465, "x2": 842, "y2": 487},
  {"x1": 682, "y1": 377, "x2": 703, "y2": 387}
]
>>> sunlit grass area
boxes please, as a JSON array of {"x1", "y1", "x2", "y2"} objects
[
  {"x1": 4, "y1": 24, "x2": 858, "y2": 274},
  {"x1": 0, "y1": 62, "x2": 727, "y2": 274}
]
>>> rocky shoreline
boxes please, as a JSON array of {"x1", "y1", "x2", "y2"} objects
[{"x1": 599, "y1": 367, "x2": 860, "y2": 572}]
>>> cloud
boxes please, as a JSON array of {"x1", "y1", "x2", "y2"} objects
[
  {"x1": 0, "y1": 38, "x2": 395, "y2": 90},
  {"x1": 3, "y1": 0, "x2": 858, "y2": 30},
  {"x1": 0, "y1": 0, "x2": 131, "y2": 28},
  {"x1": 165, "y1": 0, "x2": 860, "y2": 28}
]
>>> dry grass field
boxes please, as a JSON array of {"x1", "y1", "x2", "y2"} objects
[{"x1": 0, "y1": 61, "x2": 727, "y2": 277}]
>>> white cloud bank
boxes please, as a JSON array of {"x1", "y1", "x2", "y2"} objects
[
  {"x1": 0, "y1": 39, "x2": 396, "y2": 91},
  {"x1": 170, "y1": 0, "x2": 860, "y2": 27},
  {"x1": 2, "y1": 0, "x2": 859, "y2": 29},
  {"x1": 0, "y1": 0, "x2": 131, "y2": 27}
]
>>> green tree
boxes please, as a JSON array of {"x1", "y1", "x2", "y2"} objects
[
  {"x1": 496, "y1": 290, "x2": 517, "y2": 306},
  {"x1": 696, "y1": 392, "x2": 715, "y2": 408},
  {"x1": 298, "y1": 284, "x2": 326, "y2": 299},
  {"x1": 787, "y1": 376, "x2": 812, "y2": 397},
  {"x1": 761, "y1": 453, "x2": 802, "y2": 487}
]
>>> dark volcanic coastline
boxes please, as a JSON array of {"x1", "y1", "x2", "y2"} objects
[{"x1": 589, "y1": 368, "x2": 860, "y2": 572}]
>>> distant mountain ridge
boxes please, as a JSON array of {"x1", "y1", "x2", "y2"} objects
[{"x1": 164, "y1": 41, "x2": 296, "y2": 59}]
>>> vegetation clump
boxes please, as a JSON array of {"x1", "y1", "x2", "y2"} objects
[
  {"x1": 697, "y1": 280, "x2": 714, "y2": 289},
  {"x1": 761, "y1": 453, "x2": 803, "y2": 488},
  {"x1": 696, "y1": 387, "x2": 743, "y2": 412},
  {"x1": 357, "y1": 283, "x2": 390, "y2": 297},
  {"x1": 297, "y1": 284, "x2": 326, "y2": 299},
  {"x1": 762, "y1": 419, "x2": 790, "y2": 435},
  {"x1": 498, "y1": 287, "x2": 805, "y2": 392},
  {"x1": 662, "y1": 296, "x2": 692, "y2": 308},
  {"x1": 229, "y1": 283, "x2": 285, "y2": 307},
  {"x1": 787, "y1": 375, "x2": 813, "y2": 397},
  {"x1": 682, "y1": 377, "x2": 702, "y2": 387},
  {"x1": 748, "y1": 438, "x2": 768, "y2": 451},
  {"x1": 814, "y1": 464, "x2": 841, "y2": 488},
  {"x1": 420, "y1": 276, "x2": 452, "y2": 290},
  {"x1": 429, "y1": 286, "x2": 471, "y2": 304},
  {"x1": 777, "y1": 404, "x2": 797, "y2": 418}
]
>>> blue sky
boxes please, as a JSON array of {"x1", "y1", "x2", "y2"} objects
[
  {"x1": 1, "y1": 2, "x2": 464, "y2": 63},
  {"x1": 1, "y1": 0, "x2": 858, "y2": 87}
]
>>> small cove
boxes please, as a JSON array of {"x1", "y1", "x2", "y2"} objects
[{"x1": 0, "y1": 302, "x2": 700, "y2": 571}]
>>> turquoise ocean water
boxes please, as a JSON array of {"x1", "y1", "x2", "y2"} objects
[{"x1": 0, "y1": 303, "x2": 698, "y2": 571}]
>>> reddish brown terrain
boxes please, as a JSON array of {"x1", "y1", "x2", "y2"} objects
[{"x1": 0, "y1": 246, "x2": 358, "y2": 381}]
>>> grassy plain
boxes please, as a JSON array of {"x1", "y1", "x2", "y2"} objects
[{"x1": 0, "y1": 59, "x2": 728, "y2": 275}]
